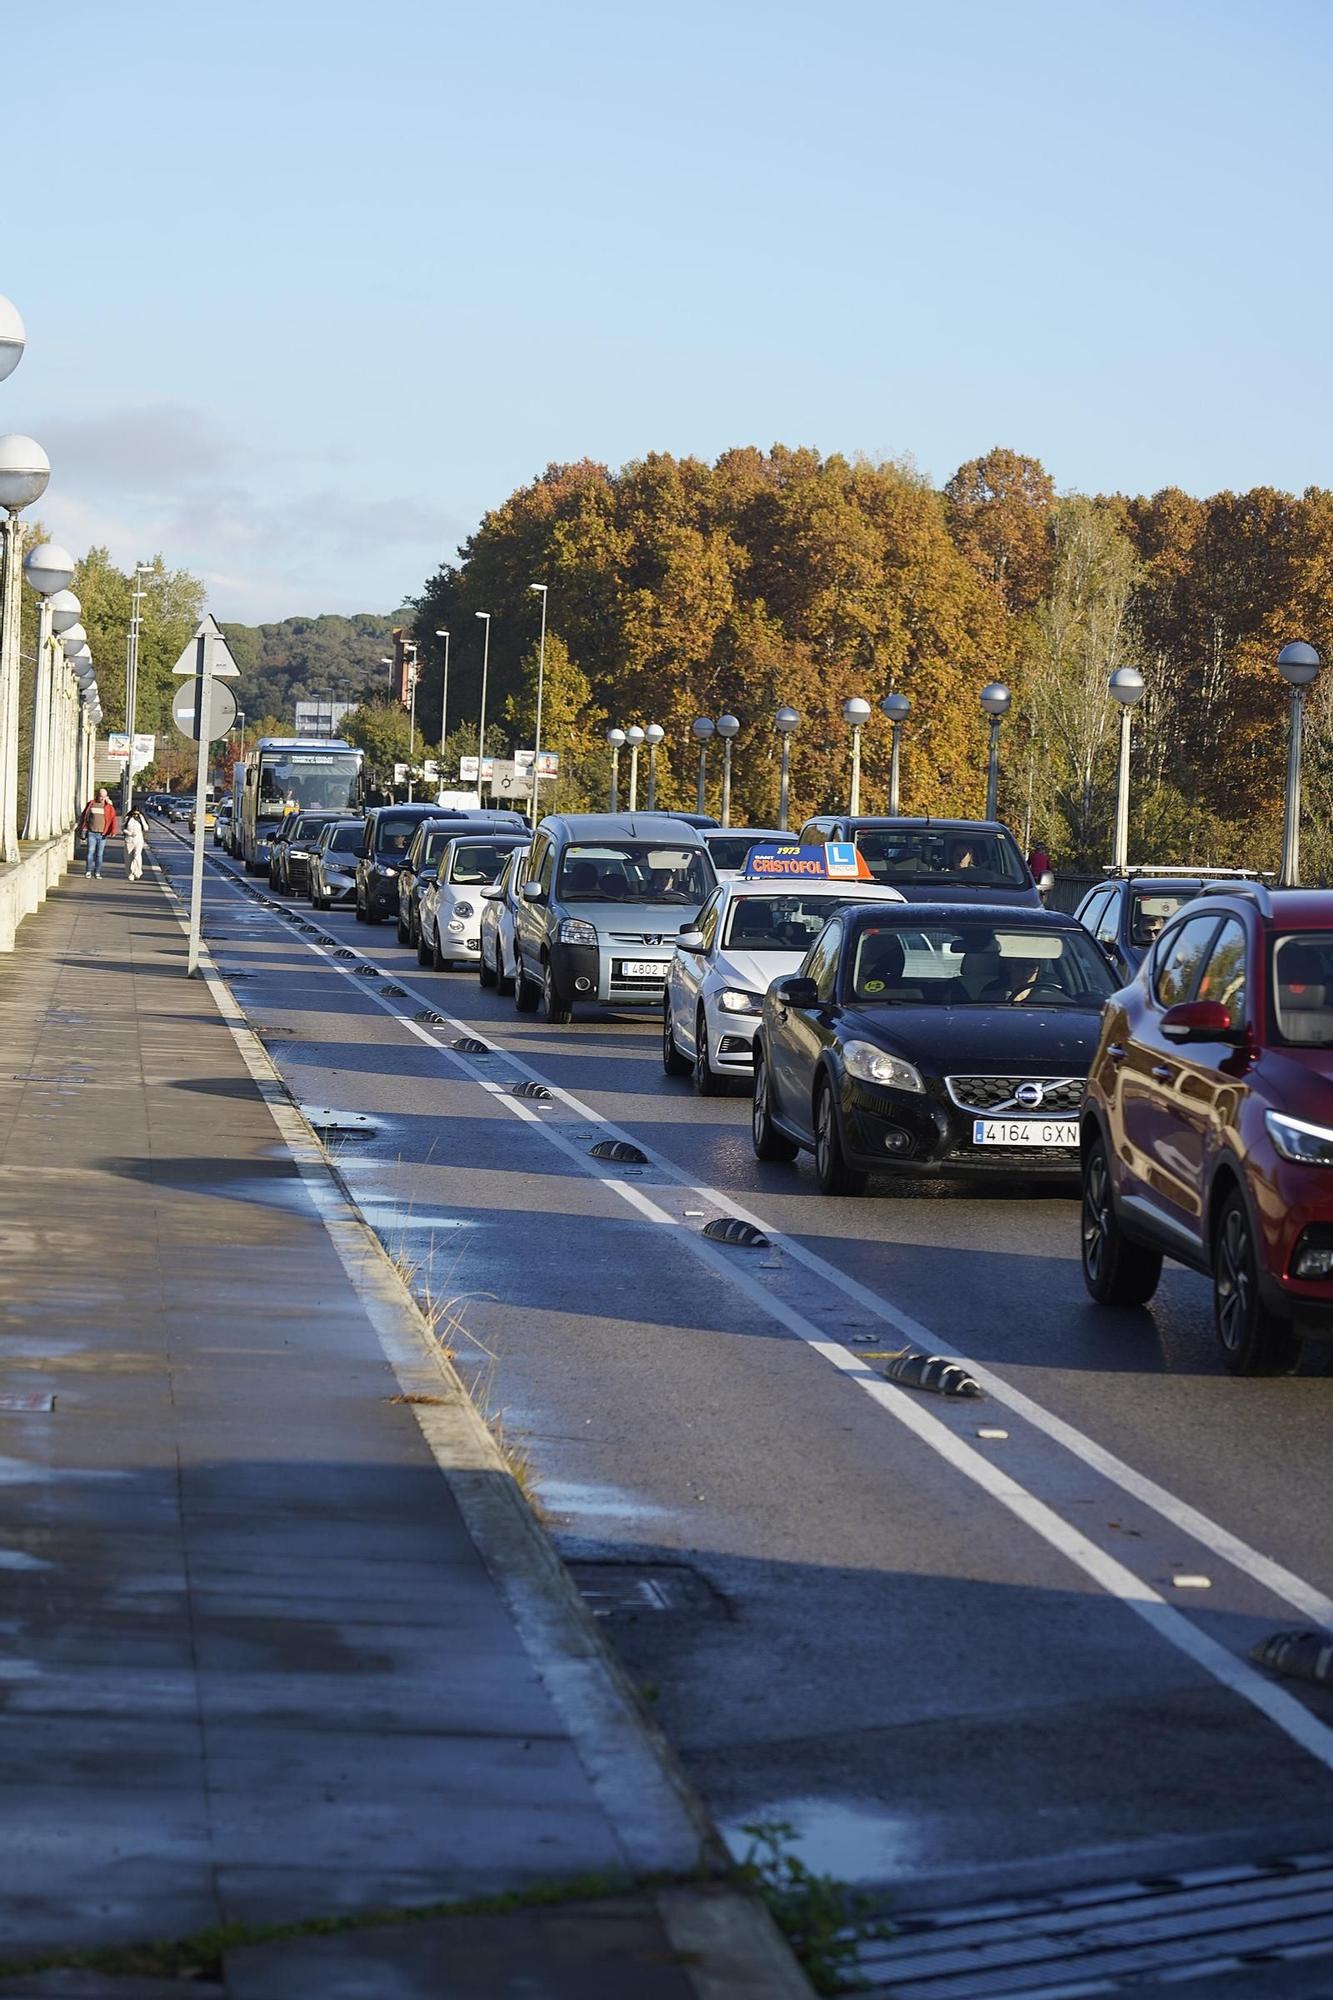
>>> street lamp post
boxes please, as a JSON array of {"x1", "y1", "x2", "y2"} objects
[
  {"x1": 980, "y1": 682, "x2": 1011, "y2": 821},
  {"x1": 1107, "y1": 666, "x2": 1146, "y2": 872},
  {"x1": 404, "y1": 642, "x2": 419, "y2": 798},
  {"x1": 881, "y1": 691, "x2": 910, "y2": 815},
  {"x1": 842, "y1": 697, "x2": 871, "y2": 815},
  {"x1": 48, "y1": 589, "x2": 81, "y2": 835},
  {"x1": 606, "y1": 727, "x2": 625, "y2": 810},
  {"x1": 380, "y1": 654, "x2": 393, "y2": 692},
  {"x1": 122, "y1": 562, "x2": 152, "y2": 814},
  {"x1": 474, "y1": 611, "x2": 491, "y2": 797},
  {"x1": 716, "y1": 713, "x2": 740, "y2": 826},
  {"x1": 528, "y1": 585, "x2": 548, "y2": 828},
  {"x1": 691, "y1": 716, "x2": 714, "y2": 814},
  {"x1": 434, "y1": 628, "x2": 450, "y2": 750},
  {"x1": 774, "y1": 706, "x2": 799, "y2": 830},
  {"x1": 1277, "y1": 642, "x2": 1322, "y2": 887},
  {"x1": 0, "y1": 434, "x2": 52, "y2": 863},
  {"x1": 21, "y1": 544, "x2": 74, "y2": 842},
  {"x1": 625, "y1": 725, "x2": 645, "y2": 811},
  {"x1": 644, "y1": 722, "x2": 664, "y2": 810}
]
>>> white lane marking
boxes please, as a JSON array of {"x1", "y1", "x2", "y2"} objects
[{"x1": 160, "y1": 843, "x2": 1333, "y2": 1775}]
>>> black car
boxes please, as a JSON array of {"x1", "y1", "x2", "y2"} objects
[
  {"x1": 1073, "y1": 869, "x2": 1260, "y2": 986},
  {"x1": 354, "y1": 805, "x2": 444, "y2": 923},
  {"x1": 274, "y1": 811, "x2": 359, "y2": 897},
  {"x1": 797, "y1": 816, "x2": 1043, "y2": 906},
  {"x1": 750, "y1": 902, "x2": 1117, "y2": 1192}
]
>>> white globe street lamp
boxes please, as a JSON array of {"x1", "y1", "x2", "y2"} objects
[
  {"x1": 715, "y1": 714, "x2": 740, "y2": 827},
  {"x1": 979, "y1": 681, "x2": 1011, "y2": 820},
  {"x1": 1107, "y1": 666, "x2": 1146, "y2": 873},
  {"x1": 0, "y1": 298, "x2": 24, "y2": 384},
  {"x1": 625, "y1": 724, "x2": 646, "y2": 811},
  {"x1": 0, "y1": 436, "x2": 50, "y2": 514},
  {"x1": 881, "y1": 691, "x2": 910, "y2": 814},
  {"x1": 1277, "y1": 642, "x2": 1322, "y2": 885},
  {"x1": 774, "y1": 705, "x2": 799, "y2": 831},
  {"x1": 842, "y1": 697, "x2": 871, "y2": 815},
  {"x1": 61, "y1": 624, "x2": 88, "y2": 657},
  {"x1": 691, "y1": 716, "x2": 715, "y2": 814},
  {"x1": 49, "y1": 589, "x2": 81, "y2": 634},
  {"x1": 21, "y1": 545, "x2": 77, "y2": 843},
  {"x1": 644, "y1": 721, "x2": 665, "y2": 810},
  {"x1": 606, "y1": 725, "x2": 626, "y2": 811}
]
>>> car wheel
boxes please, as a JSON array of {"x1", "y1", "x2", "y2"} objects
[
  {"x1": 244, "y1": 857, "x2": 257, "y2": 875},
  {"x1": 432, "y1": 923, "x2": 446, "y2": 971},
  {"x1": 1214, "y1": 1192, "x2": 1301, "y2": 1376},
  {"x1": 662, "y1": 997, "x2": 690, "y2": 1077},
  {"x1": 1080, "y1": 1138, "x2": 1163, "y2": 1307},
  {"x1": 752, "y1": 1052, "x2": 798, "y2": 1163},
  {"x1": 312, "y1": 891, "x2": 327, "y2": 911},
  {"x1": 514, "y1": 949, "x2": 539, "y2": 1013},
  {"x1": 417, "y1": 925, "x2": 433, "y2": 966},
  {"x1": 397, "y1": 908, "x2": 411, "y2": 945},
  {"x1": 692, "y1": 1010, "x2": 725, "y2": 1095},
  {"x1": 354, "y1": 889, "x2": 366, "y2": 922},
  {"x1": 543, "y1": 960, "x2": 573, "y2": 1025},
  {"x1": 496, "y1": 939, "x2": 516, "y2": 999},
  {"x1": 363, "y1": 898, "x2": 381, "y2": 925},
  {"x1": 479, "y1": 937, "x2": 497, "y2": 988},
  {"x1": 814, "y1": 1076, "x2": 866, "y2": 1196}
]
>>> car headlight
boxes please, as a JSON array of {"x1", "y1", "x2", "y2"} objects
[
  {"x1": 290, "y1": 849, "x2": 307, "y2": 861},
  {"x1": 718, "y1": 988, "x2": 762, "y2": 1014},
  {"x1": 376, "y1": 862, "x2": 398, "y2": 876},
  {"x1": 842, "y1": 1039, "x2": 924, "y2": 1093},
  {"x1": 453, "y1": 901, "x2": 474, "y2": 920},
  {"x1": 559, "y1": 918, "x2": 598, "y2": 946},
  {"x1": 1266, "y1": 1110, "x2": 1333, "y2": 1165}
]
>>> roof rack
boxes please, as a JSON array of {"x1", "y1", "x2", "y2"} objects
[
  {"x1": 1197, "y1": 880, "x2": 1273, "y2": 914},
  {"x1": 1101, "y1": 864, "x2": 1269, "y2": 880}
]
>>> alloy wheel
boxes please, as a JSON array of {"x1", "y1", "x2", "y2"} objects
[{"x1": 1216, "y1": 1206, "x2": 1251, "y2": 1354}]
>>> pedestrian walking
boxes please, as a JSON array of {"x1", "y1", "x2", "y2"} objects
[
  {"x1": 78, "y1": 789, "x2": 118, "y2": 879},
  {"x1": 123, "y1": 807, "x2": 147, "y2": 882}
]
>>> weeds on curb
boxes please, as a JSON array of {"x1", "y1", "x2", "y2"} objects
[{"x1": 737, "y1": 1820, "x2": 890, "y2": 1994}]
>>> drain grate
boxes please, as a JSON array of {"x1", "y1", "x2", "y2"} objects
[
  {"x1": 566, "y1": 1561, "x2": 728, "y2": 1620},
  {"x1": 857, "y1": 1849, "x2": 1333, "y2": 1995}
]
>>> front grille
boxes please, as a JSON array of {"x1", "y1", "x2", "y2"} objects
[
  {"x1": 946, "y1": 1074, "x2": 1084, "y2": 1115},
  {"x1": 610, "y1": 932, "x2": 674, "y2": 946}
]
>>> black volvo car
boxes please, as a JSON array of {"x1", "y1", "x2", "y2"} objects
[{"x1": 750, "y1": 903, "x2": 1117, "y2": 1193}]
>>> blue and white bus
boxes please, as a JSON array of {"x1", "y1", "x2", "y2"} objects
[{"x1": 239, "y1": 737, "x2": 365, "y2": 873}]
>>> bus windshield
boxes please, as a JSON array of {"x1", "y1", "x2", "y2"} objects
[{"x1": 257, "y1": 751, "x2": 361, "y2": 817}]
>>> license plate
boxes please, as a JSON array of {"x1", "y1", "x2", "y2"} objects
[
  {"x1": 972, "y1": 1118, "x2": 1078, "y2": 1148},
  {"x1": 618, "y1": 959, "x2": 664, "y2": 978}
]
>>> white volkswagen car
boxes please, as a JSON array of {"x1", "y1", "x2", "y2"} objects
[
  {"x1": 663, "y1": 857, "x2": 906, "y2": 1093},
  {"x1": 478, "y1": 843, "x2": 530, "y2": 994},
  {"x1": 419, "y1": 832, "x2": 531, "y2": 969}
]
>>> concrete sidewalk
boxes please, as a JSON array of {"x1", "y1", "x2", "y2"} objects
[{"x1": 0, "y1": 867, "x2": 806, "y2": 1997}]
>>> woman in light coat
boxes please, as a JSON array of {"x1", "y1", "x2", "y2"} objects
[{"x1": 123, "y1": 807, "x2": 147, "y2": 883}]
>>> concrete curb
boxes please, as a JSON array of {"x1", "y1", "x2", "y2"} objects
[{"x1": 147, "y1": 845, "x2": 811, "y2": 2000}]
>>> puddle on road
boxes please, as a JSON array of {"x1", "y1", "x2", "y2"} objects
[{"x1": 720, "y1": 1795, "x2": 920, "y2": 1883}]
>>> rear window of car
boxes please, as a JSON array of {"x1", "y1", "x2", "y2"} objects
[{"x1": 1272, "y1": 934, "x2": 1333, "y2": 1047}]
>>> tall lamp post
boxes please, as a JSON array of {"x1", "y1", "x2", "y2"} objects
[
  {"x1": 1277, "y1": 642, "x2": 1322, "y2": 887},
  {"x1": 843, "y1": 697, "x2": 870, "y2": 814},
  {"x1": 980, "y1": 681, "x2": 1011, "y2": 821},
  {"x1": 716, "y1": 713, "x2": 740, "y2": 826},
  {"x1": 380, "y1": 654, "x2": 393, "y2": 692},
  {"x1": 48, "y1": 588, "x2": 81, "y2": 832},
  {"x1": 474, "y1": 611, "x2": 491, "y2": 796},
  {"x1": 122, "y1": 561, "x2": 152, "y2": 814},
  {"x1": 1107, "y1": 666, "x2": 1146, "y2": 872},
  {"x1": 22, "y1": 544, "x2": 74, "y2": 841},
  {"x1": 644, "y1": 722, "x2": 664, "y2": 810},
  {"x1": 882, "y1": 691, "x2": 910, "y2": 815},
  {"x1": 404, "y1": 641, "x2": 419, "y2": 798},
  {"x1": 0, "y1": 434, "x2": 52, "y2": 864},
  {"x1": 691, "y1": 716, "x2": 714, "y2": 813},
  {"x1": 606, "y1": 726, "x2": 625, "y2": 810},
  {"x1": 434, "y1": 629, "x2": 450, "y2": 749},
  {"x1": 775, "y1": 706, "x2": 799, "y2": 830},
  {"x1": 625, "y1": 725, "x2": 645, "y2": 811},
  {"x1": 528, "y1": 584, "x2": 547, "y2": 828}
]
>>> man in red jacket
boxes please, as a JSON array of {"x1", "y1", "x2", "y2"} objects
[{"x1": 78, "y1": 789, "x2": 118, "y2": 878}]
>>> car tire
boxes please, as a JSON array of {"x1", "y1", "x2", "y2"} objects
[
  {"x1": 752, "y1": 1052, "x2": 798, "y2": 1163},
  {"x1": 1080, "y1": 1137, "x2": 1163, "y2": 1307},
  {"x1": 1213, "y1": 1191, "x2": 1301, "y2": 1376},
  {"x1": 479, "y1": 940, "x2": 497, "y2": 988},
  {"x1": 312, "y1": 891, "x2": 327, "y2": 911},
  {"x1": 397, "y1": 910, "x2": 411, "y2": 945},
  {"x1": 354, "y1": 890, "x2": 366, "y2": 922},
  {"x1": 662, "y1": 997, "x2": 690, "y2": 1077},
  {"x1": 417, "y1": 927, "x2": 433, "y2": 966},
  {"x1": 496, "y1": 941, "x2": 515, "y2": 999},
  {"x1": 814, "y1": 1076, "x2": 866, "y2": 1196},
  {"x1": 514, "y1": 950, "x2": 539, "y2": 1013},
  {"x1": 543, "y1": 960, "x2": 573, "y2": 1025},
  {"x1": 432, "y1": 924, "x2": 446, "y2": 971},
  {"x1": 692, "y1": 1010, "x2": 725, "y2": 1095},
  {"x1": 244, "y1": 857, "x2": 257, "y2": 875}
]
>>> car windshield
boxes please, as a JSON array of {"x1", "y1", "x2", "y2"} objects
[
  {"x1": 375, "y1": 811, "x2": 431, "y2": 855},
  {"x1": 708, "y1": 835, "x2": 776, "y2": 871},
  {"x1": 558, "y1": 844, "x2": 712, "y2": 903},
  {"x1": 447, "y1": 840, "x2": 525, "y2": 885},
  {"x1": 724, "y1": 894, "x2": 865, "y2": 953},
  {"x1": 325, "y1": 823, "x2": 362, "y2": 853},
  {"x1": 854, "y1": 829, "x2": 1027, "y2": 889},
  {"x1": 1130, "y1": 888, "x2": 1201, "y2": 947},
  {"x1": 847, "y1": 920, "x2": 1117, "y2": 1007},
  {"x1": 1272, "y1": 934, "x2": 1333, "y2": 1047}
]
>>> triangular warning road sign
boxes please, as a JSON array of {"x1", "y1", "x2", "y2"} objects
[{"x1": 172, "y1": 613, "x2": 240, "y2": 679}]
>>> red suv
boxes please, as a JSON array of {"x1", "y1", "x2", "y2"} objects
[{"x1": 1080, "y1": 884, "x2": 1333, "y2": 1374}]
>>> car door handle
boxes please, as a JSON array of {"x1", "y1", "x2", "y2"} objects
[{"x1": 1151, "y1": 1063, "x2": 1174, "y2": 1083}]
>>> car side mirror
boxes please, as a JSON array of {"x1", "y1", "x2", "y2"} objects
[
  {"x1": 774, "y1": 975, "x2": 819, "y2": 1009},
  {"x1": 522, "y1": 880, "x2": 545, "y2": 902},
  {"x1": 1161, "y1": 999, "x2": 1242, "y2": 1044},
  {"x1": 358, "y1": 841, "x2": 371, "y2": 859},
  {"x1": 481, "y1": 885, "x2": 503, "y2": 901},
  {"x1": 677, "y1": 928, "x2": 705, "y2": 950}
]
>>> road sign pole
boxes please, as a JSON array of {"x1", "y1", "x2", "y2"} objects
[{"x1": 187, "y1": 638, "x2": 209, "y2": 976}]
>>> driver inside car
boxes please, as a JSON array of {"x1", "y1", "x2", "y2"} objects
[{"x1": 983, "y1": 958, "x2": 1049, "y2": 1005}]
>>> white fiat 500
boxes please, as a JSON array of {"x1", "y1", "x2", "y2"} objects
[
  {"x1": 663, "y1": 845, "x2": 906, "y2": 1094},
  {"x1": 419, "y1": 832, "x2": 531, "y2": 969}
]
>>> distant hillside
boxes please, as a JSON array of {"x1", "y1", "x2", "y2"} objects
[{"x1": 220, "y1": 611, "x2": 413, "y2": 725}]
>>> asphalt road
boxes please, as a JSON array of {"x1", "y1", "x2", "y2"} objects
[{"x1": 151, "y1": 828, "x2": 1333, "y2": 1958}]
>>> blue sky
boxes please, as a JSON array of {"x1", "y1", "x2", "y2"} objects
[{"x1": 6, "y1": 0, "x2": 1330, "y2": 622}]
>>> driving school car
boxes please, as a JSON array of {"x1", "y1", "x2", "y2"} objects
[{"x1": 664, "y1": 844, "x2": 907, "y2": 1092}]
